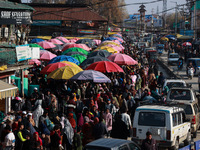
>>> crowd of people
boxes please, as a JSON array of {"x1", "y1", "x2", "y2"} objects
[{"x1": 0, "y1": 34, "x2": 165, "y2": 150}]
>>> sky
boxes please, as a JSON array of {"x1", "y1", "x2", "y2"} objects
[{"x1": 124, "y1": 0, "x2": 187, "y2": 15}]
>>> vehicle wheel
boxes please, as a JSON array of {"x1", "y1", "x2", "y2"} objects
[
  {"x1": 193, "y1": 130, "x2": 197, "y2": 138},
  {"x1": 170, "y1": 139, "x2": 179, "y2": 150},
  {"x1": 184, "y1": 131, "x2": 191, "y2": 146}
]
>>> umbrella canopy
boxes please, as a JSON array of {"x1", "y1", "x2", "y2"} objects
[
  {"x1": 88, "y1": 50, "x2": 111, "y2": 58},
  {"x1": 160, "y1": 37, "x2": 169, "y2": 41},
  {"x1": 102, "y1": 44, "x2": 122, "y2": 52},
  {"x1": 93, "y1": 39, "x2": 101, "y2": 45},
  {"x1": 28, "y1": 59, "x2": 41, "y2": 65},
  {"x1": 64, "y1": 51, "x2": 87, "y2": 57},
  {"x1": 85, "y1": 61, "x2": 124, "y2": 73},
  {"x1": 70, "y1": 54, "x2": 87, "y2": 65},
  {"x1": 70, "y1": 70, "x2": 111, "y2": 83},
  {"x1": 165, "y1": 35, "x2": 176, "y2": 38},
  {"x1": 108, "y1": 53, "x2": 138, "y2": 65},
  {"x1": 113, "y1": 37, "x2": 124, "y2": 43},
  {"x1": 112, "y1": 34, "x2": 122, "y2": 39},
  {"x1": 77, "y1": 44, "x2": 91, "y2": 51},
  {"x1": 62, "y1": 47, "x2": 88, "y2": 55},
  {"x1": 99, "y1": 46, "x2": 118, "y2": 54},
  {"x1": 47, "y1": 65, "x2": 83, "y2": 80},
  {"x1": 62, "y1": 43, "x2": 91, "y2": 51},
  {"x1": 52, "y1": 44, "x2": 63, "y2": 51},
  {"x1": 28, "y1": 43, "x2": 44, "y2": 49},
  {"x1": 48, "y1": 55, "x2": 79, "y2": 65},
  {"x1": 56, "y1": 37, "x2": 69, "y2": 43},
  {"x1": 61, "y1": 61, "x2": 80, "y2": 68},
  {"x1": 40, "y1": 51, "x2": 57, "y2": 61},
  {"x1": 80, "y1": 56, "x2": 111, "y2": 69},
  {"x1": 49, "y1": 39, "x2": 63, "y2": 45},
  {"x1": 99, "y1": 41, "x2": 121, "y2": 47},
  {"x1": 76, "y1": 39, "x2": 96, "y2": 48},
  {"x1": 182, "y1": 42, "x2": 192, "y2": 46},
  {"x1": 40, "y1": 62, "x2": 70, "y2": 75},
  {"x1": 30, "y1": 38, "x2": 44, "y2": 43},
  {"x1": 38, "y1": 41, "x2": 56, "y2": 49},
  {"x1": 103, "y1": 37, "x2": 118, "y2": 41},
  {"x1": 68, "y1": 38, "x2": 79, "y2": 43}
]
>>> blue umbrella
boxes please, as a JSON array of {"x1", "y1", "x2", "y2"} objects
[
  {"x1": 165, "y1": 35, "x2": 176, "y2": 38},
  {"x1": 30, "y1": 38, "x2": 45, "y2": 43},
  {"x1": 112, "y1": 34, "x2": 123, "y2": 39},
  {"x1": 103, "y1": 37, "x2": 118, "y2": 41},
  {"x1": 48, "y1": 55, "x2": 79, "y2": 65}
]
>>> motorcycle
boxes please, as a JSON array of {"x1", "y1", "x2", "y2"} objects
[{"x1": 188, "y1": 67, "x2": 194, "y2": 79}]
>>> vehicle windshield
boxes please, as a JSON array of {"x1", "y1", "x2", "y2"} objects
[
  {"x1": 157, "y1": 46, "x2": 164, "y2": 49},
  {"x1": 169, "y1": 54, "x2": 179, "y2": 58},
  {"x1": 138, "y1": 112, "x2": 165, "y2": 127},
  {"x1": 166, "y1": 82, "x2": 185, "y2": 89},
  {"x1": 177, "y1": 104, "x2": 193, "y2": 115},
  {"x1": 196, "y1": 60, "x2": 200, "y2": 66},
  {"x1": 169, "y1": 89, "x2": 191, "y2": 100}
]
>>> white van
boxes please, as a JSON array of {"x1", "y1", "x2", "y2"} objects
[{"x1": 132, "y1": 105, "x2": 191, "y2": 149}]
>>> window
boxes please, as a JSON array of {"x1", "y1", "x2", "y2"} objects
[
  {"x1": 178, "y1": 104, "x2": 193, "y2": 115},
  {"x1": 138, "y1": 112, "x2": 165, "y2": 127},
  {"x1": 118, "y1": 145, "x2": 129, "y2": 150},
  {"x1": 172, "y1": 114, "x2": 177, "y2": 127},
  {"x1": 169, "y1": 90, "x2": 191, "y2": 100},
  {"x1": 178, "y1": 113, "x2": 182, "y2": 125},
  {"x1": 129, "y1": 143, "x2": 140, "y2": 150}
]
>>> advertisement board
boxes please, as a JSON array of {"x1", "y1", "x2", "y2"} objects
[
  {"x1": 16, "y1": 45, "x2": 31, "y2": 61},
  {"x1": 31, "y1": 47, "x2": 40, "y2": 59},
  {"x1": 0, "y1": 10, "x2": 32, "y2": 24}
]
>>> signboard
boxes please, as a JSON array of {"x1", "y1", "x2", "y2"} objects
[
  {"x1": 0, "y1": 10, "x2": 32, "y2": 24},
  {"x1": 77, "y1": 29, "x2": 96, "y2": 34},
  {"x1": 179, "y1": 145, "x2": 191, "y2": 150},
  {"x1": 31, "y1": 47, "x2": 40, "y2": 59},
  {"x1": 16, "y1": 45, "x2": 31, "y2": 62},
  {"x1": 32, "y1": 20, "x2": 62, "y2": 26},
  {"x1": 195, "y1": 140, "x2": 200, "y2": 150}
]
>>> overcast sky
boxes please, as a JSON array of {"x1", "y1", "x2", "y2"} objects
[{"x1": 124, "y1": 0, "x2": 187, "y2": 15}]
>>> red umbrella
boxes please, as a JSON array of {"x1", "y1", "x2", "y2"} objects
[
  {"x1": 62, "y1": 43, "x2": 90, "y2": 51},
  {"x1": 40, "y1": 51, "x2": 57, "y2": 61},
  {"x1": 37, "y1": 41, "x2": 56, "y2": 49},
  {"x1": 28, "y1": 59, "x2": 41, "y2": 65},
  {"x1": 182, "y1": 42, "x2": 192, "y2": 46},
  {"x1": 49, "y1": 39, "x2": 63, "y2": 45},
  {"x1": 85, "y1": 61, "x2": 124, "y2": 73},
  {"x1": 108, "y1": 53, "x2": 138, "y2": 65},
  {"x1": 40, "y1": 62, "x2": 71, "y2": 74}
]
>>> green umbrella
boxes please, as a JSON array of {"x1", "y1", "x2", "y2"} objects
[
  {"x1": 71, "y1": 54, "x2": 87, "y2": 65},
  {"x1": 28, "y1": 43, "x2": 44, "y2": 49},
  {"x1": 62, "y1": 47, "x2": 88, "y2": 55}
]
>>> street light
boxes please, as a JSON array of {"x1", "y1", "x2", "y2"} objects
[{"x1": 171, "y1": 1, "x2": 178, "y2": 34}]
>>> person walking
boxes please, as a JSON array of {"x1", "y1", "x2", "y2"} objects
[
  {"x1": 141, "y1": 131, "x2": 157, "y2": 150},
  {"x1": 3, "y1": 125, "x2": 15, "y2": 150}
]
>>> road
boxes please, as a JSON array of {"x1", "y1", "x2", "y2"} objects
[{"x1": 158, "y1": 51, "x2": 200, "y2": 147}]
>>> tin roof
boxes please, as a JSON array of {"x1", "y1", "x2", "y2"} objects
[
  {"x1": 32, "y1": 7, "x2": 107, "y2": 22},
  {"x1": 0, "y1": 1, "x2": 34, "y2": 11}
]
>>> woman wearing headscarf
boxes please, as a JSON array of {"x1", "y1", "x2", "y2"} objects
[
  {"x1": 82, "y1": 116, "x2": 94, "y2": 146},
  {"x1": 32, "y1": 100, "x2": 44, "y2": 128},
  {"x1": 32, "y1": 132, "x2": 43, "y2": 150},
  {"x1": 62, "y1": 118, "x2": 74, "y2": 150},
  {"x1": 68, "y1": 113, "x2": 76, "y2": 131}
]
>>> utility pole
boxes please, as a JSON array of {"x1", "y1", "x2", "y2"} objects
[
  {"x1": 151, "y1": 8, "x2": 154, "y2": 47},
  {"x1": 175, "y1": 2, "x2": 178, "y2": 34},
  {"x1": 194, "y1": 0, "x2": 196, "y2": 40}
]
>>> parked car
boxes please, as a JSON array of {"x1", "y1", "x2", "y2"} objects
[
  {"x1": 175, "y1": 101, "x2": 200, "y2": 138},
  {"x1": 132, "y1": 105, "x2": 191, "y2": 149},
  {"x1": 168, "y1": 53, "x2": 180, "y2": 65},
  {"x1": 162, "y1": 79, "x2": 187, "y2": 91},
  {"x1": 84, "y1": 138, "x2": 141, "y2": 150}
]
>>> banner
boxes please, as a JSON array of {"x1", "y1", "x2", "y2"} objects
[
  {"x1": 16, "y1": 45, "x2": 31, "y2": 62},
  {"x1": 31, "y1": 47, "x2": 40, "y2": 59},
  {"x1": 0, "y1": 10, "x2": 32, "y2": 24},
  {"x1": 32, "y1": 20, "x2": 61, "y2": 26},
  {"x1": 77, "y1": 29, "x2": 96, "y2": 34},
  {"x1": 195, "y1": 140, "x2": 200, "y2": 150}
]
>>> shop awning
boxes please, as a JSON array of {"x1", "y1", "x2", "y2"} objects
[{"x1": 0, "y1": 80, "x2": 18, "y2": 100}]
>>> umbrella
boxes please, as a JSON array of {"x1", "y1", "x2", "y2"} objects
[
  {"x1": 70, "y1": 70, "x2": 111, "y2": 83},
  {"x1": 30, "y1": 38, "x2": 44, "y2": 43},
  {"x1": 52, "y1": 44, "x2": 63, "y2": 51},
  {"x1": 47, "y1": 65, "x2": 83, "y2": 80},
  {"x1": 69, "y1": 38, "x2": 79, "y2": 43},
  {"x1": 38, "y1": 41, "x2": 56, "y2": 49},
  {"x1": 64, "y1": 51, "x2": 87, "y2": 57},
  {"x1": 56, "y1": 37, "x2": 69, "y2": 43},
  {"x1": 160, "y1": 37, "x2": 169, "y2": 41},
  {"x1": 112, "y1": 34, "x2": 122, "y2": 38},
  {"x1": 62, "y1": 47, "x2": 88, "y2": 55},
  {"x1": 40, "y1": 62, "x2": 71, "y2": 75},
  {"x1": 88, "y1": 50, "x2": 112, "y2": 58},
  {"x1": 28, "y1": 43, "x2": 44, "y2": 49},
  {"x1": 85, "y1": 61, "x2": 124, "y2": 73},
  {"x1": 80, "y1": 56, "x2": 111, "y2": 69},
  {"x1": 48, "y1": 55, "x2": 79, "y2": 65},
  {"x1": 40, "y1": 51, "x2": 57, "y2": 61},
  {"x1": 113, "y1": 37, "x2": 124, "y2": 43},
  {"x1": 28, "y1": 59, "x2": 41, "y2": 65},
  {"x1": 165, "y1": 35, "x2": 176, "y2": 38},
  {"x1": 76, "y1": 39, "x2": 96, "y2": 48},
  {"x1": 62, "y1": 43, "x2": 91, "y2": 51},
  {"x1": 101, "y1": 44, "x2": 122, "y2": 52},
  {"x1": 99, "y1": 41, "x2": 121, "y2": 47},
  {"x1": 108, "y1": 53, "x2": 138, "y2": 65},
  {"x1": 103, "y1": 37, "x2": 118, "y2": 41},
  {"x1": 77, "y1": 44, "x2": 91, "y2": 51},
  {"x1": 61, "y1": 61, "x2": 80, "y2": 68},
  {"x1": 99, "y1": 46, "x2": 118, "y2": 54},
  {"x1": 93, "y1": 39, "x2": 101, "y2": 45},
  {"x1": 70, "y1": 54, "x2": 87, "y2": 65},
  {"x1": 182, "y1": 42, "x2": 192, "y2": 46},
  {"x1": 49, "y1": 39, "x2": 64, "y2": 45}
]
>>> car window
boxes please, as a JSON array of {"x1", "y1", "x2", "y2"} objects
[
  {"x1": 118, "y1": 145, "x2": 129, "y2": 150},
  {"x1": 194, "y1": 104, "x2": 199, "y2": 115},
  {"x1": 169, "y1": 89, "x2": 191, "y2": 100},
  {"x1": 138, "y1": 112, "x2": 165, "y2": 127},
  {"x1": 166, "y1": 82, "x2": 185, "y2": 89},
  {"x1": 129, "y1": 143, "x2": 140, "y2": 150},
  {"x1": 178, "y1": 104, "x2": 193, "y2": 115}
]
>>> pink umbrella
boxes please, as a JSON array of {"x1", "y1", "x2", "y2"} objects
[
  {"x1": 93, "y1": 39, "x2": 101, "y2": 46},
  {"x1": 114, "y1": 37, "x2": 124, "y2": 43},
  {"x1": 104, "y1": 44, "x2": 122, "y2": 52},
  {"x1": 112, "y1": 40, "x2": 121, "y2": 45},
  {"x1": 37, "y1": 41, "x2": 56, "y2": 49},
  {"x1": 69, "y1": 38, "x2": 79, "y2": 43},
  {"x1": 49, "y1": 39, "x2": 63, "y2": 45},
  {"x1": 182, "y1": 42, "x2": 192, "y2": 46},
  {"x1": 62, "y1": 43, "x2": 91, "y2": 51},
  {"x1": 108, "y1": 53, "x2": 138, "y2": 65},
  {"x1": 28, "y1": 59, "x2": 41, "y2": 65},
  {"x1": 78, "y1": 44, "x2": 91, "y2": 51},
  {"x1": 56, "y1": 37, "x2": 69, "y2": 43},
  {"x1": 40, "y1": 51, "x2": 57, "y2": 61}
]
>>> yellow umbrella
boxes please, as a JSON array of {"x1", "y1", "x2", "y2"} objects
[
  {"x1": 99, "y1": 46, "x2": 118, "y2": 54},
  {"x1": 160, "y1": 37, "x2": 169, "y2": 41},
  {"x1": 61, "y1": 61, "x2": 80, "y2": 68},
  {"x1": 47, "y1": 65, "x2": 83, "y2": 80},
  {"x1": 99, "y1": 41, "x2": 120, "y2": 47}
]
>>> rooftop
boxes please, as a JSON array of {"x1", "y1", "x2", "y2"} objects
[{"x1": 0, "y1": 1, "x2": 34, "y2": 11}]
